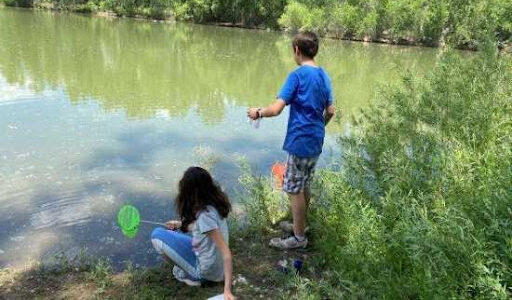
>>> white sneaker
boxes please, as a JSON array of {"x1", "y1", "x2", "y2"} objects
[
  {"x1": 269, "y1": 235, "x2": 308, "y2": 250},
  {"x1": 278, "y1": 221, "x2": 309, "y2": 234},
  {"x1": 172, "y1": 266, "x2": 201, "y2": 287}
]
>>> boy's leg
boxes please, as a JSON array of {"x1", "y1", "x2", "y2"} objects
[
  {"x1": 270, "y1": 154, "x2": 317, "y2": 249},
  {"x1": 288, "y1": 155, "x2": 317, "y2": 237},
  {"x1": 304, "y1": 185, "x2": 311, "y2": 209},
  {"x1": 280, "y1": 184, "x2": 312, "y2": 234},
  {"x1": 289, "y1": 190, "x2": 307, "y2": 238},
  {"x1": 150, "y1": 228, "x2": 200, "y2": 281}
]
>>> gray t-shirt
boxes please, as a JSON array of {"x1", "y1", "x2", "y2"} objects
[{"x1": 192, "y1": 205, "x2": 229, "y2": 282}]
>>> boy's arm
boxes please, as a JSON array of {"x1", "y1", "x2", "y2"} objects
[
  {"x1": 247, "y1": 99, "x2": 286, "y2": 120},
  {"x1": 324, "y1": 104, "x2": 336, "y2": 125},
  {"x1": 208, "y1": 229, "x2": 236, "y2": 300}
]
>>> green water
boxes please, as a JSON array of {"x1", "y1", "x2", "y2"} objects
[{"x1": 0, "y1": 8, "x2": 437, "y2": 268}]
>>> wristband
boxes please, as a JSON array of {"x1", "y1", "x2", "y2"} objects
[{"x1": 257, "y1": 108, "x2": 263, "y2": 119}]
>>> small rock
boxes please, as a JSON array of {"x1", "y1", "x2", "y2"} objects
[{"x1": 233, "y1": 274, "x2": 248, "y2": 286}]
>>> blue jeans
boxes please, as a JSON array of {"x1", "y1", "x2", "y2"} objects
[{"x1": 151, "y1": 227, "x2": 200, "y2": 280}]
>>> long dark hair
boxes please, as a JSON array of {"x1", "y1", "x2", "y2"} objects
[{"x1": 175, "y1": 166, "x2": 231, "y2": 232}]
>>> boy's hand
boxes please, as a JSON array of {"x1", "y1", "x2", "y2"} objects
[
  {"x1": 164, "y1": 220, "x2": 182, "y2": 231},
  {"x1": 247, "y1": 107, "x2": 260, "y2": 120}
]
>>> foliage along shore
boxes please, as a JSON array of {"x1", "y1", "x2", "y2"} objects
[{"x1": 1, "y1": 0, "x2": 512, "y2": 50}]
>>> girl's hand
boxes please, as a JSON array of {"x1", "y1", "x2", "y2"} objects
[
  {"x1": 164, "y1": 220, "x2": 182, "y2": 231},
  {"x1": 224, "y1": 290, "x2": 236, "y2": 300}
]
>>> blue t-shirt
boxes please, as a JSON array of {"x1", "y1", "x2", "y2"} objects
[{"x1": 278, "y1": 65, "x2": 333, "y2": 157}]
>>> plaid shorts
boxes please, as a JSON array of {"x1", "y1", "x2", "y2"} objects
[{"x1": 282, "y1": 154, "x2": 319, "y2": 194}]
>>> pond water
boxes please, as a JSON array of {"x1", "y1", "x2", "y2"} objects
[{"x1": 0, "y1": 8, "x2": 437, "y2": 269}]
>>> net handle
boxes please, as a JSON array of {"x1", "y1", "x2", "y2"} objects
[{"x1": 140, "y1": 220, "x2": 167, "y2": 227}]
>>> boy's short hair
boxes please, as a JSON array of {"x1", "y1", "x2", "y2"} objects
[{"x1": 292, "y1": 31, "x2": 319, "y2": 58}]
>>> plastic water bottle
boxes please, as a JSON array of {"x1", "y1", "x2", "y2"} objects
[
  {"x1": 277, "y1": 258, "x2": 303, "y2": 274},
  {"x1": 293, "y1": 259, "x2": 303, "y2": 273},
  {"x1": 247, "y1": 118, "x2": 260, "y2": 129},
  {"x1": 253, "y1": 118, "x2": 260, "y2": 129}
]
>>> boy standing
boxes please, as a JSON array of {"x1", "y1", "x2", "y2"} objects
[{"x1": 247, "y1": 32, "x2": 336, "y2": 250}]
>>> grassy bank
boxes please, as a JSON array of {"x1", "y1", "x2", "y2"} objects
[
  {"x1": 1, "y1": 42, "x2": 511, "y2": 300},
  {"x1": 0, "y1": 234, "x2": 307, "y2": 299},
  {"x1": 235, "y1": 42, "x2": 511, "y2": 298},
  {"x1": 297, "y1": 46, "x2": 512, "y2": 297},
  {"x1": 1, "y1": 0, "x2": 511, "y2": 49}
]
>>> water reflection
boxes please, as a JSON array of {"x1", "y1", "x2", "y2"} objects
[{"x1": 0, "y1": 8, "x2": 436, "y2": 123}]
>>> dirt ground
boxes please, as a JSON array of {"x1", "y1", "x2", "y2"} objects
[{"x1": 0, "y1": 233, "x2": 311, "y2": 300}]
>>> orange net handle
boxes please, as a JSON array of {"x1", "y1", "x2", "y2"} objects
[{"x1": 271, "y1": 162, "x2": 286, "y2": 189}]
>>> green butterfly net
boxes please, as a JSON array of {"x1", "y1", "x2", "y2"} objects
[{"x1": 117, "y1": 205, "x2": 141, "y2": 238}]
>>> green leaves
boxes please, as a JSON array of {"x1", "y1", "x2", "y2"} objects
[
  {"x1": 278, "y1": 1, "x2": 327, "y2": 33},
  {"x1": 305, "y1": 46, "x2": 512, "y2": 298},
  {"x1": 7, "y1": 0, "x2": 511, "y2": 45},
  {"x1": 277, "y1": 0, "x2": 511, "y2": 47}
]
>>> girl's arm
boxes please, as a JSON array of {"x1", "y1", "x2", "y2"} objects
[
  {"x1": 164, "y1": 220, "x2": 195, "y2": 233},
  {"x1": 208, "y1": 229, "x2": 236, "y2": 300},
  {"x1": 186, "y1": 221, "x2": 195, "y2": 233}
]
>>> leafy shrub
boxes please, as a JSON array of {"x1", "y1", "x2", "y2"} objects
[
  {"x1": 114, "y1": 0, "x2": 137, "y2": 16},
  {"x1": 328, "y1": 3, "x2": 360, "y2": 38},
  {"x1": 359, "y1": 10, "x2": 378, "y2": 38},
  {"x1": 257, "y1": 0, "x2": 288, "y2": 28},
  {"x1": 306, "y1": 46, "x2": 512, "y2": 298},
  {"x1": 74, "y1": 1, "x2": 99, "y2": 13},
  {"x1": 328, "y1": 2, "x2": 379, "y2": 39},
  {"x1": 445, "y1": 0, "x2": 498, "y2": 49},
  {"x1": 422, "y1": 0, "x2": 449, "y2": 44},
  {"x1": 278, "y1": 1, "x2": 309, "y2": 32},
  {"x1": 1, "y1": 0, "x2": 33, "y2": 7},
  {"x1": 492, "y1": 0, "x2": 512, "y2": 44},
  {"x1": 184, "y1": 0, "x2": 212, "y2": 22},
  {"x1": 98, "y1": 0, "x2": 115, "y2": 10},
  {"x1": 278, "y1": 1, "x2": 327, "y2": 34},
  {"x1": 172, "y1": 2, "x2": 191, "y2": 20},
  {"x1": 143, "y1": 0, "x2": 168, "y2": 19},
  {"x1": 385, "y1": 0, "x2": 429, "y2": 39},
  {"x1": 236, "y1": 160, "x2": 288, "y2": 236}
]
